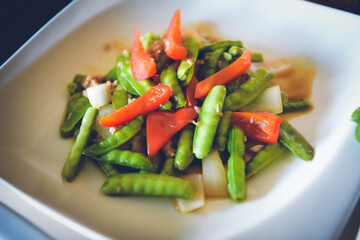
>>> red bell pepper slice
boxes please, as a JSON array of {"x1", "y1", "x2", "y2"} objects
[
  {"x1": 130, "y1": 28, "x2": 157, "y2": 81},
  {"x1": 146, "y1": 107, "x2": 198, "y2": 157},
  {"x1": 195, "y1": 50, "x2": 252, "y2": 99},
  {"x1": 185, "y1": 75, "x2": 198, "y2": 107},
  {"x1": 164, "y1": 9, "x2": 187, "y2": 60},
  {"x1": 230, "y1": 112, "x2": 284, "y2": 144},
  {"x1": 99, "y1": 84, "x2": 171, "y2": 127}
]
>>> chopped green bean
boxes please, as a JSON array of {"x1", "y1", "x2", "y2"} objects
[
  {"x1": 227, "y1": 126, "x2": 246, "y2": 201},
  {"x1": 193, "y1": 85, "x2": 226, "y2": 159},
  {"x1": 177, "y1": 35, "x2": 199, "y2": 85},
  {"x1": 83, "y1": 115, "x2": 143, "y2": 156},
  {"x1": 283, "y1": 98, "x2": 312, "y2": 112},
  {"x1": 102, "y1": 173, "x2": 196, "y2": 199},
  {"x1": 174, "y1": 125, "x2": 195, "y2": 171},
  {"x1": 160, "y1": 65, "x2": 187, "y2": 108},
  {"x1": 62, "y1": 107, "x2": 97, "y2": 181},
  {"x1": 246, "y1": 142, "x2": 286, "y2": 178},
  {"x1": 214, "y1": 111, "x2": 232, "y2": 151},
  {"x1": 279, "y1": 120, "x2": 314, "y2": 161},
  {"x1": 224, "y1": 67, "x2": 274, "y2": 111}
]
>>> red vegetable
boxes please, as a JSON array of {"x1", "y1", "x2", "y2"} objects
[
  {"x1": 99, "y1": 84, "x2": 171, "y2": 127},
  {"x1": 164, "y1": 9, "x2": 187, "y2": 60},
  {"x1": 195, "y1": 50, "x2": 252, "y2": 99},
  {"x1": 185, "y1": 75, "x2": 198, "y2": 107},
  {"x1": 230, "y1": 112, "x2": 284, "y2": 144},
  {"x1": 146, "y1": 107, "x2": 198, "y2": 157},
  {"x1": 130, "y1": 29, "x2": 157, "y2": 81}
]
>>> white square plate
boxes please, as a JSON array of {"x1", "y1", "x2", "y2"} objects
[{"x1": 1, "y1": 0, "x2": 360, "y2": 239}]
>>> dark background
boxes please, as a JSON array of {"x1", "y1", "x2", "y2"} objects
[{"x1": 0, "y1": 0, "x2": 359, "y2": 239}]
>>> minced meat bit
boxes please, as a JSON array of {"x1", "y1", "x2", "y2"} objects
[
  {"x1": 82, "y1": 75, "x2": 103, "y2": 89},
  {"x1": 147, "y1": 40, "x2": 164, "y2": 60},
  {"x1": 106, "y1": 80, "x2": 117, "y2": 96}
]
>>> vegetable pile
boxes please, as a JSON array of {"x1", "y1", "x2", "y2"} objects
[{"x1": 60, "y1": 9, "x2": 314, "y2": 213}]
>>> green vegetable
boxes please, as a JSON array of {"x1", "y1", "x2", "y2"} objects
[
  {"x1": 102, "y1": 173, "x2": 196, "y2": 199},
  {"x1": 279, "y1": 120, "x2": 314, "y2": 161},
  {"x1": 228, "y1": 46, "x2": 244, "y2": 57},
  {"x1": 104, "y1": 67, "x2": 117, "y2": 81},
  {"x1": 97, "y1": 161, "x2": 121, "y2": 177},
  {"x1": 199, "y1": 40, "x2": 243, "y2": 55},
  {"x1": 111, "y1": 84, "x2": 128, "y2": 111},
  {"x1": 60, "y1": 96, "x2": 91, "y2": 137},
  {"x1": 251, "y1": 53, "x2": 264, "y2": 62},
  {"x1": 62, "y1": 107, "x2": 97, "y2": 181},
  {"x1": 161, "y1": 157, "x2": 176, "y2": 176},
  {"x1": 227, "y1": 126, "x2": 246, "y2": 201},
  {"x1": 83, "y1": 115, "x2": 143, "y2": 156},
  {"x1": 283, "y1": 98, "x2": 312, "y2": 112},
  {"x1": 246, "y1": 142, "x2": 286, "y2": 178},
  {"x1": 197, "y1": 47, "x2": 226, "y2": 80},
  {"x1": 174, "y1": 125, "x2": 195, "y2": 171},
  {"x1": 214, "y1": 111, "x2": 232, "y2": 151},
  {"x1": 177, "y1": 35, "x2": 199, "y2": 85},
  {"x1": 140, "y1": 33, "x2": 161, "y2": 51},
  {"x1": 160, "y1": 65, "x2": 187, "y2": 109},
  {"x1": 96, "y1": 149, "x2": 154, "y2": 171},
  {"x1": 193, "y1": 85, "x2": 226, "y2": 159},
  {"x1": 224, "y1": 67, "x2": 274, "y2": 111}
]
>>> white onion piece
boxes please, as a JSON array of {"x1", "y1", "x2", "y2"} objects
[
  {"x1": 86, "y1": 83, "x2": 111, "y2": 108},
  {"x1": 93, "y1": 104, "x2": 113, "y2": 139},
  {"x1": 174, "y1": 174, "x2": 205, "y2": 213},
  {"x1": 241, "y1": 85, "x2": 283, "y2": 114},
  {"x1": 202, "y1": 150, "x2": 228, "y2": 198}
]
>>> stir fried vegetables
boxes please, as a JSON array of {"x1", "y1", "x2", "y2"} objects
[{"x1": 59, "y1": 9, "x2": 314, "y2": 213}]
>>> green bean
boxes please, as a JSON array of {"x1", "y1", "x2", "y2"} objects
[
  {"x1": 193, "y1": 85, "x2": 226, "y2": 159},
  {"x1": 62, "y1": 107, "x2": 97, "y2": 181},
  {"x1": 223, "y1": 52, "x2": 232, "y2": 61},
  {"x1": 104, "y1": 67, "x2": 117, "y2": 81},
  {"x1": 83, "y1": 115, "x2": 143, "y2": 156},
  {"x1": 283, "y1": 98, "x2": 312, "y2": 112},
  {"x1": 95, "y1": 149, "x2": 154, "y2": 171},
  {"x1": 101, "y1": 173, "x2": 195, "y2": 199},
  {"x1": 177, "y1": 36, "x2": 199, "y2": 85},
  {"x1": 97, "y1": 161, "x2": 121, "y2": 177},
  {"x1": 174, "y1": 125, "x2": 195, "y2": 171},
  {"x1": 66, "y1": 74, "x2": 86, "y2": 95},
  {"x1": 251, "y1": 53, "x2": 264, "y2": 62},
  {"x1": 279, "y1": 120, "x2": 314, "y2": 161},
  {"x1": 160, "y1": 65, "x2": 187, "y2": 108},
  {"x1": 116, "y1": 52, "x2": 172, "y2": 110},
  {"x1": 60, "y1": 96, "x2": 91, "y2": 137},
  {"x1": 111, "y1": 84, "x2": 128, "y2": 111},
  {"x1": 117, "y1": 53, "x2": 154, "y2": 95},
  {"x1": 228, "y1": 46, "x2": 244, "y2": 57},
  {"x1": 227, "y1": 126, "x2": 246, "y2": 201},
  {"x1": 224, "y1": 67, "x2": 274, "y2": 111},
  {"x1": 214, "y1": 111, "x2": 232, "y2": 151},
  {"x1": 161, "y1": 158, "x2": 176, "y2": 176},
  {"x1": 140, "y1": 33, "x2": 161, "y2": 51},
  {"x1": 115, "y1": 53, "x2": 138, "y2": 95},
  {"x1": 197, "y1": 47, "x2": 226, "y2": 80},
  {"x1": 246, "y1": 142, "x2": 286, "y2": 178},
  {"x1": 199, "y1": 40, "x2": 243, "y2": 55}
]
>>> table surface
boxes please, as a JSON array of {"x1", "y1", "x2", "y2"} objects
[{"x1": 0, "y1": 1, "x2": 359, "y2": 239}]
